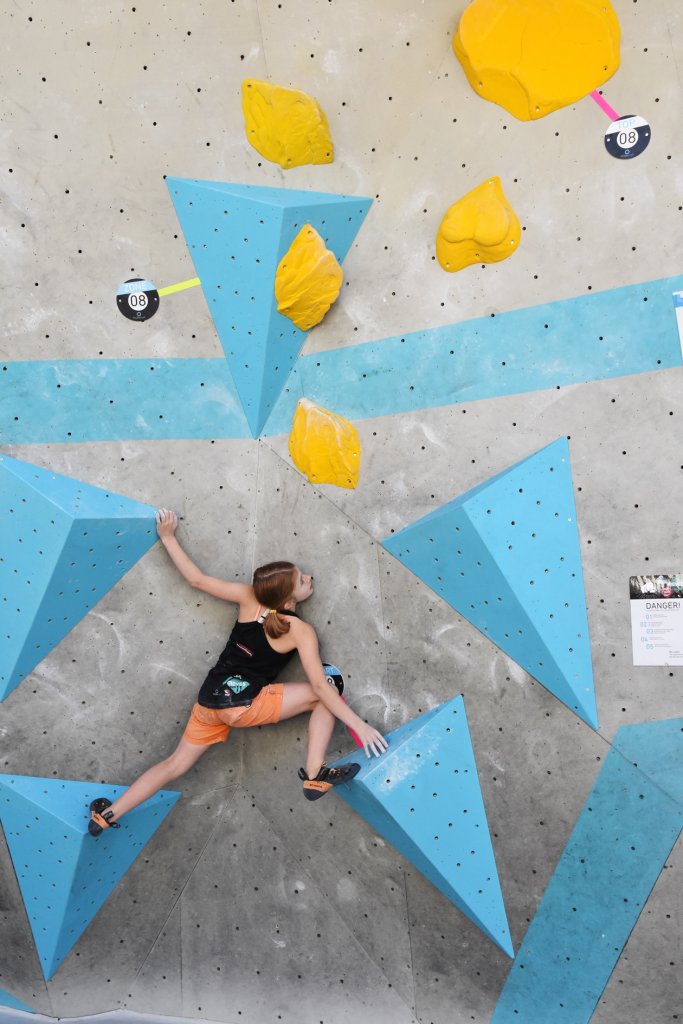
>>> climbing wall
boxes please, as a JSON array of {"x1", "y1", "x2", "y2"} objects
[{"x1": 0, "y1": 1, "x2": 681, "y2": 1023}]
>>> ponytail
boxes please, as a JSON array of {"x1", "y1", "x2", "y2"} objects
[
  {"x1": 253, "y1": 562, "x2": 297, "y2": 639},
  {"x1": 263, "y1": 607, "x2": 290, "y2": 639}
]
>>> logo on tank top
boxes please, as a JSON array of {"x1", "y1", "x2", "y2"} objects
[{"x1": 223, "y1": 676, "x2": 250, "y2": 693}]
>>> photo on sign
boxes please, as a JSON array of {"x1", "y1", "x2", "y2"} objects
[{"x1": 630, "y1": 574, "x2": 683, "y2": 599}]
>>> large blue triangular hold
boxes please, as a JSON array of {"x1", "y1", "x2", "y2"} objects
[
  {"x1": 166, "y1": 178, "x2": 372, "y2": 437},
  {"x1": 382, "y1": 439, "x2": 597, "y2": 728},
  {"x1": 0, "y1": 454, "x2": 157, "y2": 702},
  {"x1": 333, "y1": 695, "x2": 513, "y2": 957},
  {"x1": 0, "y1": 775, "x2": 180, "y2": 980}
]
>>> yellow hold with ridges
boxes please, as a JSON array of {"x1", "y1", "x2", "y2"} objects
[
  {"x1": 289, "y1": 399, "x2": 361, "y2": 490},
  {"x1": 275, "y1": 225, "x2": 344, "y2": 331},
  {"x1": 241, "y1": 79, "x2": 334, "y2": 168},
  {"x1": 436, "y1": 177, "x2": 520, "y2": 273},
  {"x1": 453, "y1": 0, "x2": 620, "y2": 121}
]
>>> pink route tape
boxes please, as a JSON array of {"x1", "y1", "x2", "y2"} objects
[
  {"x1": 341, "y1": 696, "x2": 364, "y2": 749},
  {"x1": 590, "y1": 90, "x2": 620, "y2": 121}
]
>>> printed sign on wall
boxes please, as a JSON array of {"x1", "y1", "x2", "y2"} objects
[{"x1": 630, "y1": 575, "x2": 683, "y2": 666}]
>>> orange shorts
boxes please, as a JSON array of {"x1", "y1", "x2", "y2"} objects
[{"x1": 182, "y1": 683, "x2": 285, "y2": 746}]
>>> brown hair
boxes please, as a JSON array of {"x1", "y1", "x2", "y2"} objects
[{"x1": 253, "y1": 561, "x2": 298, "y2": 638}]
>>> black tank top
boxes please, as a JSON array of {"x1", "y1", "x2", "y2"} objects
[{"x1": 197, "y1": 611, "x2": 297, "y2": 709}]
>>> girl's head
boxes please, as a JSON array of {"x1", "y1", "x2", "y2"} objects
[{"x1": 253, "y1": 561, "x2": 313, "y2": 637}]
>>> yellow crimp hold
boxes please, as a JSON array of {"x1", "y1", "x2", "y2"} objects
[
  {"x1": 453, "y1": 0, "x2": 620, "y2": 121},
  {"x1": 436, "y1": 177, "x2": 521, "y2": 273},
  {"x1": 241, "y1": 79, "x2": 334, "y2": 168},
  {"x1": 275, "y1": 225, "x2": 343, "y2": 331},
  {"x1": 289, "y1": 398, "x2": 361, "y2": 490}
]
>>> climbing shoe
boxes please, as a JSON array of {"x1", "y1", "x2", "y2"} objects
[
  {"x1": 298, "y1": 762, "x2": 361, "y2": 801},
  {"x1": 322, "y1": 663, "x2": 344, "y2": 696},
  {"x1": 88, "y1": 797, "x2": 121, "y2": 836}
]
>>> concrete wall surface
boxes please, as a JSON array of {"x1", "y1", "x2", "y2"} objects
[{"x1": 1, "y1": 1, "x2": 681, "y2": 1023}]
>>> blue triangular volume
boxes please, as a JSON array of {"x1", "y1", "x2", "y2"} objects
[
  {"x1": 333, "y1": 696, "x2": 513, "y2": 957},
  {"x1": 382, "y1": 439, "x2": 597, "y2": 728},
  {"x1": 0, "y1": 988, "x2": 34, "y2": 1013},
  {"x1": 166, "y1": 177, "x2": 372, "y2": 437},
  {"x1": 0, "y1": 775, "x2": 180, "y2": 980},
  {"x1": 0, "y1": 454, "x2": 157, "y2": 702}
]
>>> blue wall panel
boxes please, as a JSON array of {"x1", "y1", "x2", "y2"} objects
[{"x1": 0, "y1": 276, "x2": 679, "y2": 444}]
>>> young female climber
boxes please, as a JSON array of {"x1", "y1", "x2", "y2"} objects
[{"x1": 89, "y1": 509, "x2": 387, "y2": 834}]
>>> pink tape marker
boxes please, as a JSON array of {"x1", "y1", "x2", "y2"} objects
[{"x1": 590, "y1": 89, "x2": 620, "y2": 122}]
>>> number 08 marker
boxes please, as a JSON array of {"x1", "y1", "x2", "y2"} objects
[
  {"x1": 604, "y1": 113, "x2": 651, "y2": 160},
  {"x1": 116, "y1": 278, "x2": 160, "y2": 322},
  {"x1": 590, "y1": 92, "x2": 651, "y2": 161},
  {"x1": 116, "y1": 275, "x2": 201, "y2": 322}
]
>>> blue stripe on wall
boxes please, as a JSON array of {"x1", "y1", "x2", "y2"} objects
[
  {"x1": 264, "y1": 273, "x2": 683, "y2": 433},
  {"x1": 0, "y1": 359, "x2": 251, "y2": 443},
  {"x1": 490, "y1": 717, "x2": 683, "y2": 1024},
  {"x1": 1, "y1": 276, "x2": 681, "y2": 444}
]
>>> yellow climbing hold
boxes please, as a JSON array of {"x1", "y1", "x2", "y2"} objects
[
  {"x1": 289, "y1": 399, "x2": 361, "y2": 490},
  {"x1": 453, "y1": 0, "x2": 620, "y2": 121},
  {"x1": 275, "y1": 225, "x2": 344, "y2": 331},
  {"x1": 241, "y1": 79, "x2": 334, "y2": 168},
  {"x1": 436, "y1": 177, "x2": 521, "y2": 273}
]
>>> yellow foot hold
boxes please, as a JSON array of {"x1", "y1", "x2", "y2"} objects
[
  {"x1": 289, "y1": 398, "x2": 361, "y2": 490},
  {"x1": 275, "y1": 225, "x2": 343, "y2": 331},
  {"x1": 453, "y1": 0, "x2": 620, "y2": 121},
  {"x1": 436, "y1": 177, "x2": 520, "y2": 273},
  {"x1": 241, "y1": 79, "x2": 334, "y2": 168}
]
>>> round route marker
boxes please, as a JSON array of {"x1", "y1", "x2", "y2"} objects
[
  {"x1": 604, "y1": 114, "x2": 651, "y2": 160},
  {"x1": 116, "y1": 278, "x2": 160, "y2": 321}
]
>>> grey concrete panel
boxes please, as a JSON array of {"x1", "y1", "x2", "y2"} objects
[
  {"x1": 125, "y1": 903, "x2": 182, "y2": 1017},
  {"x1": 3, "y1": 1, "x2": 271, "y2": 363},
  {"x1": 177, "y1": 786, "x2": 417, "y2": 1024},
  {"x1": 403, "y1": 867, "x2": 512, "y2": 1024},
  {"x1": 0, "y1": 1013, "x2": 231, "y2": 1024}
]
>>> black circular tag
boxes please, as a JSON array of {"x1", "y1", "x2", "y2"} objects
[
  {"x1": 116, "y1": 278, "x2": 160, "y2": 321},
  {"x1": 604, "y1": 115, "x2": 651, "y2": 160},
  {"x1": 323, "y1": 663, "x2": 344, "y2": 696}
]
